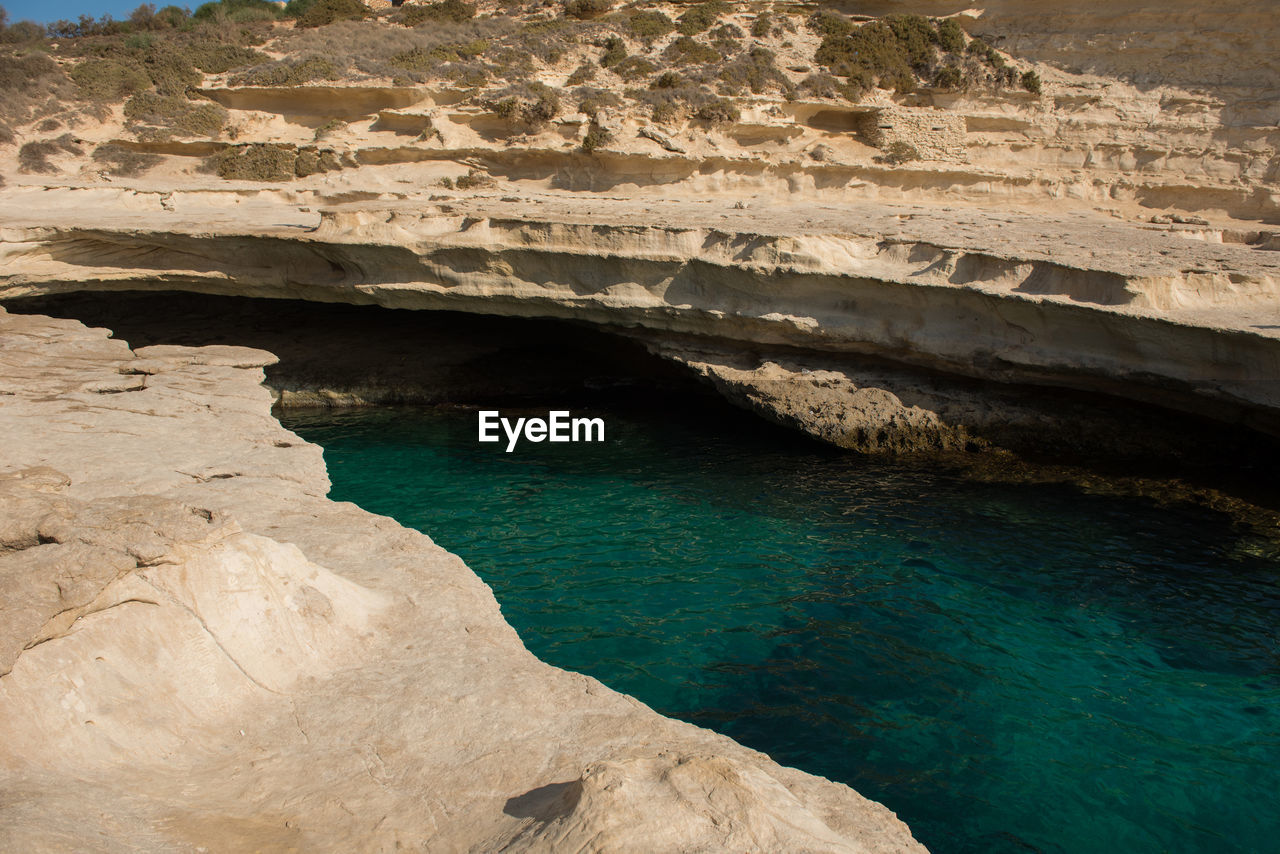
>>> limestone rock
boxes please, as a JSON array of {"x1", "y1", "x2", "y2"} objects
[
  {"x1": 638, "y1": 125, "x2": 687, "y2": 154},
  {"x1": 0, "y1": 306, "x2": 925, "y2": 851}
]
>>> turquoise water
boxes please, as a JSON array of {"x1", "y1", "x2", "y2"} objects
[{"x1": 284, "y1": 403, "x2": 1280, "y2": 854}]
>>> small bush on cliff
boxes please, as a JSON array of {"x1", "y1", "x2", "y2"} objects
[
  {"x1": 91, "y1": 143, "x2": 162, "y2": 177},
  {"x1": 566, "y1": 62, "x2": 596, "y2": 85},
  {"x1": 205, "y1": 143, "x2": 297, "y2": 180},
  {"x1": 575, "y1": 86, "x2": 619, "y2": 118},
  {"x1": 186, "y1": 42, "x2": 266, "y2": 73},
  {"x1": 296, "y1": 0, "x2": 368, "y2": 29},
  {"x1": 599, "y1": 35, "x2": 626, "y2": 68},
  {"x1": 612, "y1": 55, "x2": 657, "y2": 81},
  {"x1": 580, "y1": 123, "x2": 610, "y2": 152},
  {"x1": 874, "y1": 141, "x2": 919, "y2": 165},
  {"x1": 1020, "y1": 69, "x2": 1042, "y2": 94},
  {"x1": 798, "y1": 72, "x2": 839, "y2": 99},
  {"x1": 808, "y1": 11, "x2": 853, "y2": 39},
  {"x1": 676, "y1": 1, "x2": 727, "y2": 36},
  {"x1": 651, "y1": 70, "x2": 682, "y2": 89},
  {"x1": 194, "y1": 0, "x2": 282, "y2": 24},
  {"x1": 815, "y1": 20, "x2": 919, "y2": 93},
  {"x1": 233, "y1": 55, "x2": 340, "y2": 85},
  {"x1": 884, "y1": 15, "x2": 938, "y2": 71},
  {"x1": 936, "y1": 17, "x2": 965, "y2": 53},
  {"x1": 0, "y1": 51, "x2": 73, "y2": 126},
  {"x1": 628, "y1": 11, "x2": 675, "y2": 43},
  {"x1": 454, "y1": 167, "x2": 495, "y2": 189},
  {"x1": 708, "y1": 23, "x2": 744, "y2": 55},
  {"x1": 720, "y1": 47, "x2": 789, "y2": 96},
  {"x1": 564, "y1": 0, "x2": 612, "y2": 20},
  {"x1": 664, "y1": 36, "x2": 719, "y2": 66},
  {"x1": 18, "y1": 134, "x2": 81, "y2": 173},
  {"x1": 71, "y1": 58, "x2": 151, "y2": 101},
  {"x1": 398, "y1": 0, "x2": 476, "y2": 26},
  {"x1": 932, "y1": 64, "x2": 963, "y2": 90},
  {"x1": 487, "y1": 81, "x2": 560, "y2": 128},
  {"x1": 389, "y1": 39, "x2": 487, "y2": 73},
  {"x1": 124, "y1": 92, "x2": 228, "y2": 137},
  {"x1": 693, "y1": 97, "x2": 738, "y2": 124}
]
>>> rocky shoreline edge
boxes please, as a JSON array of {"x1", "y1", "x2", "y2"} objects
[{"x1": 0, "y1": 304, "x2": 926, "y2": 852}]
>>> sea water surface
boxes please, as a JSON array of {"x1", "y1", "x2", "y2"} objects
[{"x1": 283, "y1": 403, "x2": 1280, "y2": 854}]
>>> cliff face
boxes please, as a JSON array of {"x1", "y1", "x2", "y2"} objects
[
  {"x1": 0, "y1": 305, "x2": 924, "y2": 852},
  {"x1": 2, "y1": 189, "x2": 1278, "y2": 455},
  {"x1": 1, "y1": 1, "x2": 1278, "y2": 848}
]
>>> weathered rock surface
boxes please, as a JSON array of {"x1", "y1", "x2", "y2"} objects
[
  {"x1": 0, "y1": 305, "x2": 925, "y2": 852},
  {"x1": 2, "y1": 190, "x2": 1278, "y2": 448}
]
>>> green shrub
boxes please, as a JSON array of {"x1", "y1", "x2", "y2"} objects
[
  {"x1": 693, "y1": 98, "x2": 738, "y2": 124},
  {"x1": 628, "y1": 11, "x2": 675, "y2": 43},
  {"x1": 676, "y1": 1, "x2": 727, "y2": 36},
  {"x1": 580, "y1": 123, "x2": 610, "y2": 152},
  {"x1": 575, "y1": 86, "x2": 619, "y2": 118},
  {"x1": 933, "y1": 65, "x2": 963, "y2": 90},
  {"x1": 874, "y1": 141, "x2": 919, "y2": 165},
  {"x1": 0, "y1": 51, "x2": 74, "y2": 127},
  {"x1": 206, "y1": 143, "x2": 296, "y2": 180},
  {"x1": 611, "y1": 55, "x2": 656, "y2": 81},
  {"x1": 751, "y1": 13, "x2": 770, "y2": 38},
  {"x1": 156, "y1": 5, "x2": 192, "y2": 28},
  {"x1": 664, "y1": 36, "x2": 718, "y2": 65},
  {"x1": 487, "y1": 81, "x2": 560, "y2": 127},
  {"x1": 193, "y1": 0, "x2": 282, "y2": 23},
  {"x1": 809, "y1": 11, "x2": 853, "y2": 39},
  {"x1": 719, "y1": 46, "x2": 787, "y2": 95},
  {"x1": 71, "y1": 58, "x2": 151, "y2": 101},
  {"x1": 564, "y1": 0, "x2": 612, "y2": 20},
  {"x1": 815, "y1": 20, "x2": 921, "y2": 93},
  {"x1": 566, "y1": 62, "x2": 595, "y2": 85},
  {"x1": 296, "y1": 0, "x2": 367, "y2": 29},
  {"x1": 937, "y1": 17, "x2": 965, "y2": 53},
  {"x1": 234, "y1": 55, "x2": 339, "y2": 85},
  {"x1": 599, "y1": 35, "x2": 626, "y2": 68},
  {"x1": 294, "y1": 146, "x2": 341, "y2": 176},
  {"x1": 842, "y1": 68, "x2": 876, "y2": 100},
  {"x1": 124, "y1": 92, "x2": 228, "y2": 136},
  {"x1": 968, "y1": 38, "x2": 1005, "y2": 69},
  {"x1": 455, "y1": 167, "x2": 494, "y2": 189},
  {"x1": 651, "y1": 102, "x2": 681, "y2": 124},
  {"x1": 884, "y1": 15, "x2": 938, "y2": 71},
  {"x1": 91, "y1": 143, "x2": 162, "y2": 176},
  {"x1": 313, "y1": 118, "x2": 345, "y2": 140},
  {"x1": 18, "y1": 134, "x2": 81, "y2": 173},
  {"x1": 390, "y1": 38, "x2": 487, "y2": 72},
  {"x1": 142, "y1": 44, "x2": 202, "y2": 96},
  {"x1": 798, "y1": 72, "x2": 838, "y2": 99},
  {"x1": 708, "y1": 22, "x2": 743, "y2": 54},
  {"x1": 651, "y1": 70, "x2": 681, "y2": 89},
  {"x1": 186, "y1": 43, "x2": 266, "y2": 73},
  {"x1": 1020, "y1": 69, "x2": 1042, "y2": 94},
  {"x1": 284, "y1": 0, "x2": 317, "y2": 17},
  {"x1": 398, "y1": 0, "x2": 475, "y2": 26}
]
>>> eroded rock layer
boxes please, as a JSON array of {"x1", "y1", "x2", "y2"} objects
[{"x1": 3, "y1": 189, "x2": 1279, "y2": 455}]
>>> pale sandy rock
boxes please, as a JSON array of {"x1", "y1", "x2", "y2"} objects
[
  {"x1": 0, "y1": 306, "x2": 925, "y2": 851},
  {"x1": 2, "y1": 194, "x2": 1276, "y2": 440}
]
